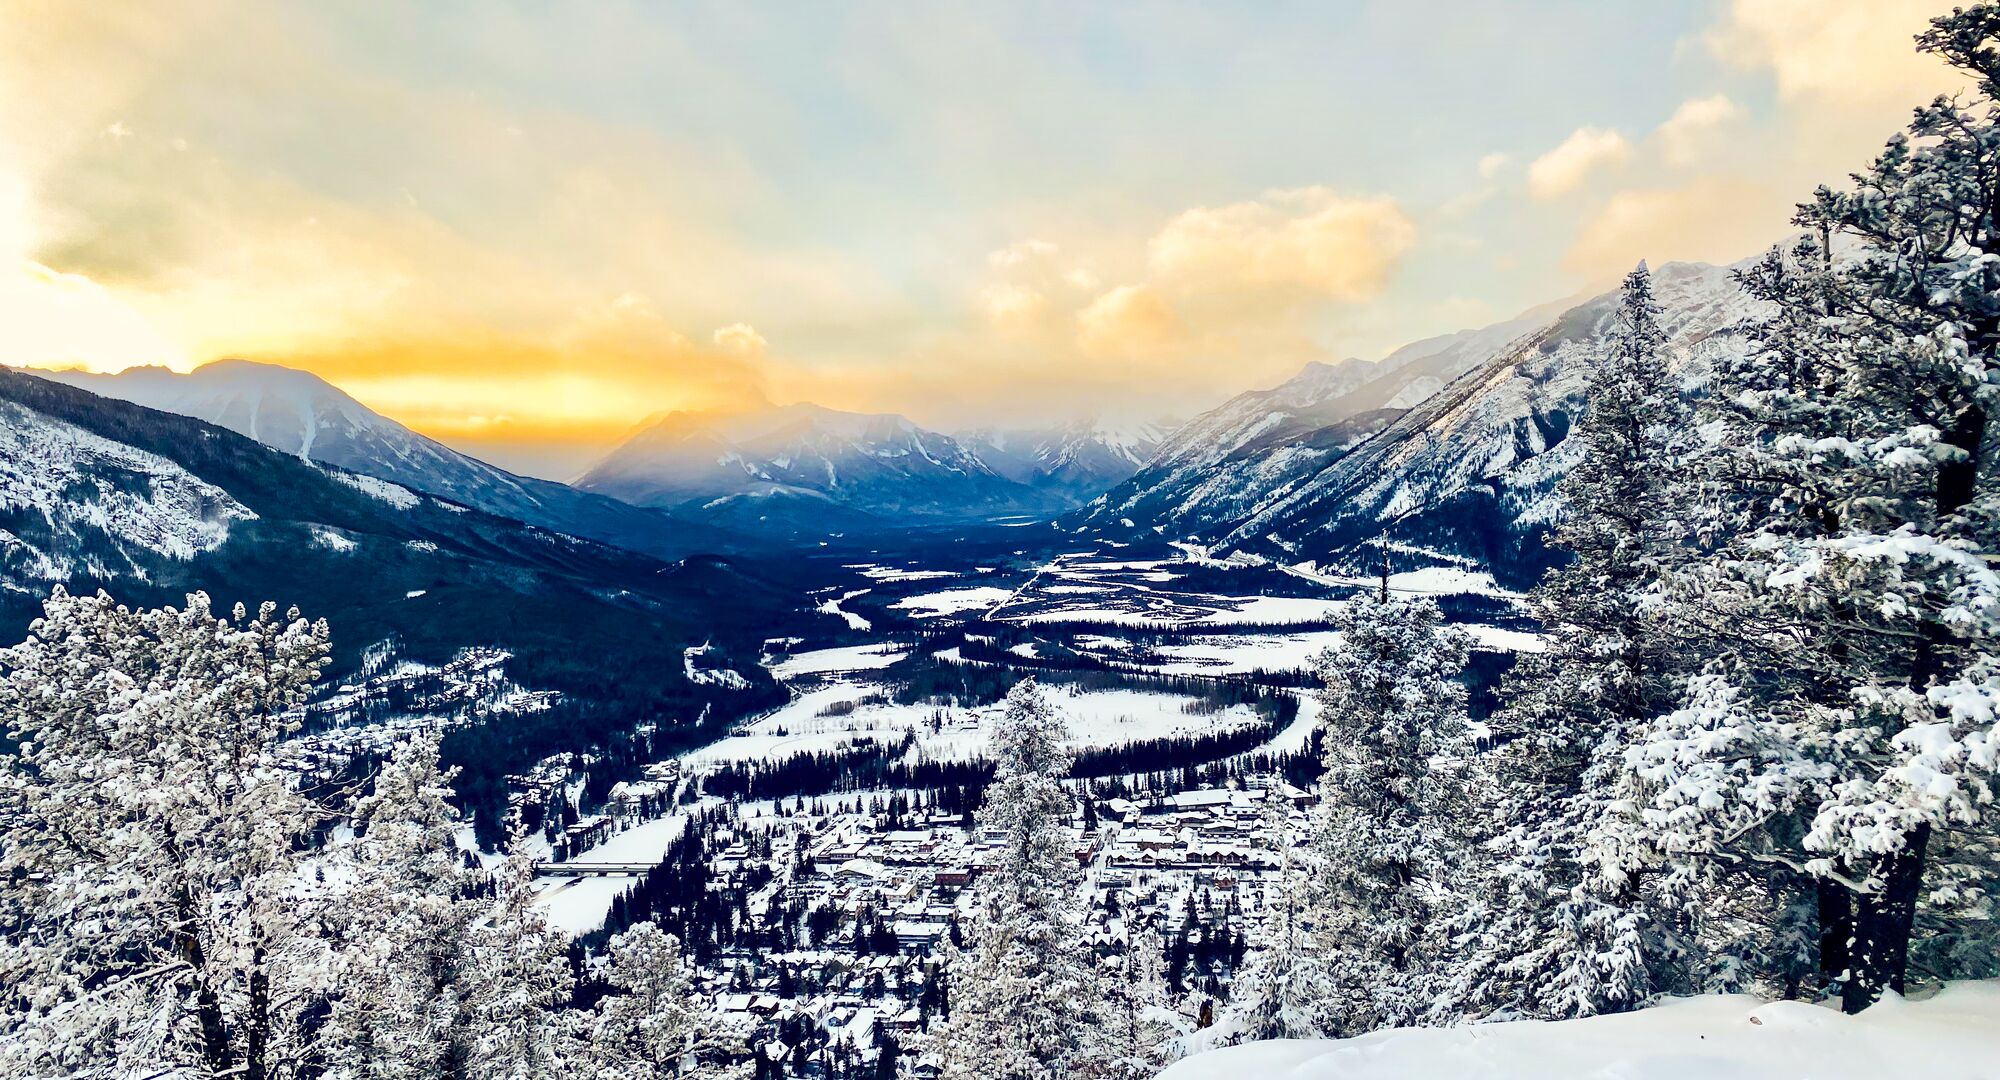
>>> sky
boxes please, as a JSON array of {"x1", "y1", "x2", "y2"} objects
[{"x1": 0, "y1": 0, "x2": 1971, "y2": 479}]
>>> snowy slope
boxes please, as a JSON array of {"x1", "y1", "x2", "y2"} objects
[
  {"x1": 1159, "y1": 983, "x2": 2000, "y2": 1080},
  {"x1": 1075, "y1": 301, "x2": 1571, "y2": 536},
  {"x1": 961, "y1": 414, "x2": 1175, "y2": 502},
  {"x1": 0, "y1": 396, "x2": 255, "y2": 585},
  {"x1": 1206, "y1": 260, "x2": 1754, "y2": 582},
  {"x1": 1069, "y1": 261, "x2": 1752, "y2": 585},
  {"x1": 577, "y1": 400, "x2": 1065, "y2": 527},
  {"x1": 32, "y1": 360, "x2": 735, "y2": 561},
  {"x1": 0, "y1": 365, "x2": 791, "y2": 702}
]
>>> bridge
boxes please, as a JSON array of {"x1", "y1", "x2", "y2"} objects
[{"x1": 532, "y1": 861, "x2": 655, "y2": 878}]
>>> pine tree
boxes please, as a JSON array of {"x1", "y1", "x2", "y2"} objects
[
  {"x1": 588, "y1": 920, "x2": 740, "y2": 1078},
  {"x1": 1605, "y1": 6, "x2": 2000, "y2": 1013},
  {"x1": 1219, "y1": 783, "x2": 1325, "y2": 1042},
  {"x1": 0, "y1": 589, "x2": 336, "y2": 1078},
  {"x1": 1090, "y1": 925, "x2": 1180, "y2": 1079},
  {"x1": 324, "y1": 734, "x2": 484, "y2": 1080},
  {"x1": 1454, "y1": 264, "x2": 1699, "y2": 1021},
  {"x1": 1306, "y1": 591, "x2": 1474, "y2": 1035},
  {"x1": 929, "y1": 679, "x2": 1099, "y2": 1080},
  {"x1": 464, "y1": 834, "x2": 579, "y2": 1078}
]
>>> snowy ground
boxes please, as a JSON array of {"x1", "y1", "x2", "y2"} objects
[
  {"x1": 891, "y1": 585, "x2": 1016, "y2": 618},
  {"x1": 684, "y1": 681, "x2": 1268, "y2": 769},
  {"x1": 1159, "y1": 984, "x2": 2000, "y2": 1080},
  {"x1": 767, "y1": 643, "x2": 910, "y2": 679}
]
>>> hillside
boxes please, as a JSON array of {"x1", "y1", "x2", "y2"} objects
[
  {"x1": 1069, "y1": 261, "x2": 1754, "y2": 586},
  {"x1": 0, "y1": 367, "x2": 796, "y2": 835},
  {"x1": 32, "y1": 360, "x2": 742, "y2": 562}
]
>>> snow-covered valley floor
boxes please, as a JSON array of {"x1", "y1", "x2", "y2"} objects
[{"x1": 1160, "y1": 983, "x2": 2000, "y2": 1080}]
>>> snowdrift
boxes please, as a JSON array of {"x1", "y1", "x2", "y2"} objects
[{"x1": 1157, "y1": 983, "x2": 2000, "y2": 1080}]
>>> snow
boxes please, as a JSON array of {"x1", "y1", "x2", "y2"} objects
[
  {"x1": 330, "y1": 469, "x2": 421, "y2": 509},
  {"x1": 1148, "y1": 632, "x2": 1345, "y2": 675},
  {"x1": 684, "y1": 682, "x2": 1266, "y2": 770},
  {"x1": 0, "y1": 398, "x2": 255, "y2": 576},
  {"x1": 890, "y1": 585, "x2": 1015, "y2": 618},
  {"x1": 1160, "y1": 984, "x2": 2000, "y2": 1080},
  {"x1": 575, "y1": 814, "x2": 688, "y2": 865},
  {"x1": 847, "y1": 563, "x2": 957, "y2": 581},
  {"x1": 767, "y1": 643, "x2": 909, "y2": 679},
  {"x1": 532, "y1": 875, "x2": 630, "y2": 936},
  {"x1": 312, "y1": 526, "x2": 358, "y2": 552},
  {"x1": 815, "y1": 589, "x2": 872, "y2": 631}
]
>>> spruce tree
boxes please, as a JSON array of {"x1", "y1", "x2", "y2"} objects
[
  {"x1": 1453, "y1": 263, "x2": 1699, "y2": 1020},
  {"x1": 929, "y1": 679, "x2": 1099, "y2": 1080},
  {"x1": 1607, "y1": 5, "x2": 2000, "y2": 1012},
  {"x1": 1306, "y1": 591, "x2": 1473, "y2": 1035}
]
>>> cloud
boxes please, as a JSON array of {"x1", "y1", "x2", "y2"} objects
[
  {"x1": 1527, "y1": 127, "x2": 1631, "y2": 200},
  {"x1": 1476, "y1": 152, "x2": 1510, "y2": 179},
  {"x1": 987, "y1": 238, "x2": 1059, "y2": 267},
  {"x1": 1, "y1": 259, "x2": 190, "y2": 372},
  {"x1": 1656, "y1": 94, "x2": 1742, "y2": 167},
  {"x1": 1564, "y1": 177, "x2": 1791, "y2": 278},
  {"x1": 1707, "y1": 0, "x2": 1960, "y2": 107},
  {"x1": 712, "y1": 322, "x2": 768, "y2": 357},
  {"x1": 1147, "y1": 187, "x2": 1414, "y2": 301},
  {"x1": 977, "y1": 282, "x2": 1046, "y2": 326},
  {"x1": 1075, "y1": 284, "x2": 1181, "y2": 359}
]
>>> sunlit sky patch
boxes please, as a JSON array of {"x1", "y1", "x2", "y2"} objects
[{"x1": 0, "y1": 0, "x2": 1964, "y2": 477}]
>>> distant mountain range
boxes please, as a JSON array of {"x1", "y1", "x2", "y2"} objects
[
  {"x1": 18, "y1": 258, "x2": 1762, "y2": 584},
  {"x1": 1065, "y1": 260, "x2": 1756, "y2": 586},
  {"x1": 35, "y1": 360, "x2": 743, "y2": 562},
  {"x1": 33, "y1": 363, "x2": 1171, "y2": 539},
  {"x1": 572, "y1": 400, "x2": 1174, "y2": 532}
]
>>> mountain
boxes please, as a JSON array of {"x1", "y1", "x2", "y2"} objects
[
  {"x1": 959, "y1": 414, "x2": 1175, "y2": 503},
  {"x1": 1067, "y1": 261, "x2": 1755, "y2": 586},
  {"x1": 1071, "y1": 303, "x2": 1567, "y2": 538},
  {"x1": 0, "y1": 367, "x2": 795, "y2": 832},
  {"x1": 576, "y1": 401, "x2": 1066, "y2": 531},
  {"x1": 31, "y1": 360, "x2": 738, "y2": 562}
]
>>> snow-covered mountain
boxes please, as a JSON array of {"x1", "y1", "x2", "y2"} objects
[
  {"x1": 0, "y1": 363, "x2": 791, "y2": 764},
  {"x1": 960, "y1": 414, "x2": 1175, "y2": 503},
  {"x1": 30, "y1": 360, "x2": 735, "y2": 561},
  {"x1": 576, "y1": 401, "x2": 1067, "y2": 529},
  {"x1": 1074, "y1": 301, "x2": 1569, "y2": 539},
  {"x1": 1068, "y1": 261, "x2": 1755, "y2": 585}
]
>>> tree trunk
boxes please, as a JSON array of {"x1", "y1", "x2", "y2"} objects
[
  {"x1": 175, "y1": 886, "x2": 232, "y2": 1077},
  {"x1": 246, "y1": 941, "x2": 270, "y2": 1080},
  {"x1": 1840, "y1": 824, "x2": 1930, "y2": 1014},
  {"x1": 1816, "y1": 877, "x2": 1851, "y2": 991}
]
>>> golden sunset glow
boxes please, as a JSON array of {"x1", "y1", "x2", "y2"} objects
[{"x1": 0, "y1": 0, "x2": 1966, "y2": 476}]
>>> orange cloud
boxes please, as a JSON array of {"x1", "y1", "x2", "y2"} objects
[
  {"x1": 1528, "y1": 127, "x2": 1631, "y2": 199},
  {"x1": 1147, "y1": 187, "x2": 1414, "y2": 300},
  {"x1": 1075, "y1": 284, "x2": 1182, "y2": 359}
]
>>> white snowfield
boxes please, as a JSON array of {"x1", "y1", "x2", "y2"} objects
[{"x1": 1158, "y1": 984, "x2": 2000, "y2": 1080}]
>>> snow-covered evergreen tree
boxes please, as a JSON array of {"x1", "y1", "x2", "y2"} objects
[
  {"x1": 1307, "y1": 591, "x2": 1473, "y2": 1035},
  {"x1": 0, "y1": 589, "x2": 336, "y2": 1078},
  {"x1": 323, "y1": 734, "x2": 484, "y2": 1080},
  {"x1": 929, "y1": 678, "x2": 1099, "y2": 1080},
  {"x1": 587, "y1": 920, "x2": 742, "y2": 1078},
  {"x1": 1452, "y1": 264, "x2": 1700, "y2": 1021},
  {"x1": 1218, "y1": 783, "x2": 1325, "y2": 1043},
  {"x1": 1604, "y1": 5, "x2": 2000, "y2": 1013},
  {"x1": 464, "y1": 833, "x2": 579, "y2": 1078},
  {"x1": 1091, "y1": 925, "x2": 1180, "y2": 1079}
]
